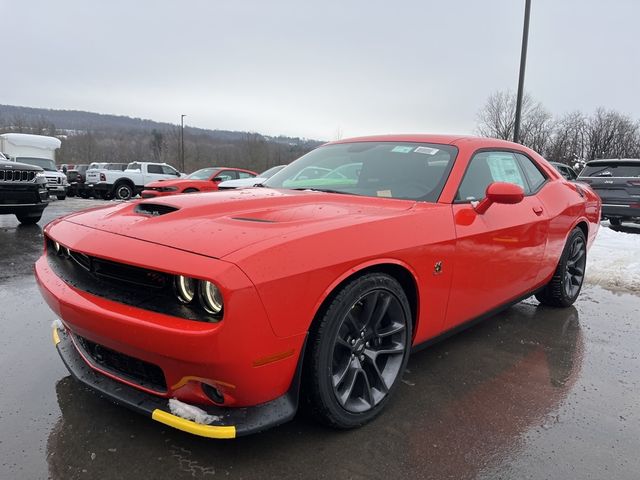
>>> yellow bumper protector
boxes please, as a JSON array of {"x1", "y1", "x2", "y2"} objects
[
  {"x1": 151, "y1": 409, "x2": 236, "y2": 439},
  {"x1": 52, "y1": 325, "x2": 61, "y2": 346}
]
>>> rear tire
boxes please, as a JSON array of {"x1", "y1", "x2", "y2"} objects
[
  {"x1": 56, "y1": 194, "x2": 66, "y2": 200},
  {"x1": 535, "y1": 227, "x2": 587, "y2": 307},
  {"x1": 183, "y1": 188, "x2": 199, "y2": 193},
  {"x1": 304, "y1": 273, "x2": 412, "y2": 429},
  {"x1": 609, "y1": 218, "x2": 622, "y2": 226},
  {"x1": 113, "y1": 182, "x2": 133, "y2": 200}
]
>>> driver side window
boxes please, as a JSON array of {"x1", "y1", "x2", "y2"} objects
[{"x1": 456, "y1": 151, "x2": 529, "y2": 202}]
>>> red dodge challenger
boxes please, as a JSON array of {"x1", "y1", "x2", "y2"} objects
[
  {"x1": 141, "y1": 166, "x2": 258, "y2": 198},
  {"x1": 36, "y1": 135, "x2": 600, "y2": 438}
]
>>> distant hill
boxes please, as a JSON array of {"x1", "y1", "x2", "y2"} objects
[
  {"x1": 0, "y1": 104, "x2": 320, "y2": 145},
  {"x1": 0, "y1": 104, "x2": 323, "y2": 171}
]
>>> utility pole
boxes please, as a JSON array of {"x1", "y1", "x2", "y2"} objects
[
  {"x1": 513, "y1": 0, "x2": 531, "y2": 144},
  {"x1": 180, "y1": 114, "x2": 186, "y2": 172}
]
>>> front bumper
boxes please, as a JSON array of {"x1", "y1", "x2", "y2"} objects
[
  {"x1": 47, "y1": 184, "x2": 68, "y2": 194},
  {"x1": 36, "y1": 221, "x2": 305, "y2": 408},
  {"x1": 141, "y1": 189, "x2": 172, "y2": 198},
  {"x1": 53, "y1": 323, "x2": 300, "y2": 438}
]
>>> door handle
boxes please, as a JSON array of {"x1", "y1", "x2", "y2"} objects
[{"x1": 533, "y1": 205, "x2": 544, "y2": 215}]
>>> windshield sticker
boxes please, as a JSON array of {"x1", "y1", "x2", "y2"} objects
[
  {"x1": 391, "y1": 146, "x2": 414, "y2": 153},
  {"x1": 415, "y1": 146, "x2": 439, "y2": 155},
  {"x1": 377, "y1": 190, "x2": 392, "y2": 197}
]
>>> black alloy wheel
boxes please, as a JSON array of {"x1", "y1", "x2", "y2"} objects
[
  {"x1": 305, "y1": 273, "x2": 412, "y2": 428},
  {"x1": 536, "y1": 227, "x2": 587, "y2": 307},
  {"x1": 563, "y1": 234, "x2": 586, "y2": 299},
  {"x1": 331, "y1": 289, "x2": 407, "y2": 413}
]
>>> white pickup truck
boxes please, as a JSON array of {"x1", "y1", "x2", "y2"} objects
[{"x1": 86, "y1": 161, "x2": 182, "y2": 200}]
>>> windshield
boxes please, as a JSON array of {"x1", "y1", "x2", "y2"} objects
[
  {"x1": 260, "y1": 165, "x2": 286, "y2": 178},
  {"x1": 264, "y1": 142, "x2": 457, "y2": 201},
  {"x1": 16, "y1": 157, "x2": 56, "y2": 171},
  {"x1": 580, "y1": 162, "x2": 640, "y2": 178},
  {"x1": 187, "y1": 168, "x2": 218, "y2": 180}
]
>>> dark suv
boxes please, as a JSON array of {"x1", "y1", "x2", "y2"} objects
[
  {"x1": 66, "y1": 164, "x2": 90, "y2": 197},
  {"x1": 578, "y1": 159, "x2": 640, "y2": 225},
  {"x1": 0, "y1": 158, "x2": 50, "y2": 224}
]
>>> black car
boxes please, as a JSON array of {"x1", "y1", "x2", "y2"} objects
[
  {"x1": 550, "y1": 162, "x2": 578, "y2": 181},
  {"x1": 0, "y1": 158, "x2": 50, "y2": 224},
  {"x1": 66, "y1": 164, "x2": 90, "y2": 197},
  {"x1": 577, "y1": 158, "x2": 640, "y2": 226}
]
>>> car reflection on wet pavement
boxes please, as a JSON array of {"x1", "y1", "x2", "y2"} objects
[{"x1": 1, "y1": 198, "x2": 639, "y2": 479}]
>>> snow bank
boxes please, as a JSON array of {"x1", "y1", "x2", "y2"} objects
[
  {"x1": 168, "y1": 398, "x2": 220, "y2": 425},
  {"x1": 586, "y1": 225, "x2": 640, "y2": 292}
]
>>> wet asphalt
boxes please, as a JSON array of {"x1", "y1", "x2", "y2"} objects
[{"x1": 1, "y1": 198, "x2": 638, "y2": 479}]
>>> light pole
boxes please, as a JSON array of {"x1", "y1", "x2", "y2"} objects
[
  {"x1": 513, "y1": 0, "x2": 531, "y2": 144},
  {"x1": 180, "y1": 114, "x2": 186, "y2": 172}
]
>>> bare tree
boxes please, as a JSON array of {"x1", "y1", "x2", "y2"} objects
[
  {"x1": 477, "y1": 90, "x2": 554, "y2": 152},
  {"x1": 546, "y1": 111, "x2": 587, "y2": 164},
  {"x1": 585, "y1": 108, "x2": 639, "y2": 159},
  {"x1": 149, "y1": 129, "x2": 164, "y2": 162}
]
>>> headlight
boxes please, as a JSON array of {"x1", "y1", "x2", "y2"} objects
[
  {"x1": 35, "y1": 172, "x2": 46, "y2": 179},
  {"x1": 199, "y1": 281, "x2": 223, "y2": 315},
  {"x1": 174, "y1": 275, "x2": 197, "y2": 304},
  {"x1": 158, "y1": 187, "x2": 178, "y2": 192}
]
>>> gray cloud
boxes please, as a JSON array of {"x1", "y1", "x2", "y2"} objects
[{"x1": 3, "y1": 0, "x2": 639, "y2": 139}]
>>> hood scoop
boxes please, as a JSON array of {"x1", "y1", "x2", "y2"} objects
[{"x1": 134, "y1": 203, "x2": 179, "y2": 217}]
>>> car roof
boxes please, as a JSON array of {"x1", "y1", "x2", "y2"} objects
[
  {"x1": 327, "y1": 134, "x2": 527, "y2": 150},
  {"x1": 585, "y1": 158, "x2": 640, "y2": 164}
]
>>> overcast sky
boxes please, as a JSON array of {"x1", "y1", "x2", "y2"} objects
[{"x1": 2, "y1": 0, "x2": 639, "y2": 140}]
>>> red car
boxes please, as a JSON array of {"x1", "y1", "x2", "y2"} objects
[
  {"x1": 36, "y1": 135, "x2": 600, "y2": 438},
  {"x1": 141, "y1": 167, "x2": 258, "y2": 198}
]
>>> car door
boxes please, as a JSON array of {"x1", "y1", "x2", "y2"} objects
[
  {"x1": 445, "y1": 150, "x2": 550, "y2": 330},
  {"x1": 145, "y1": 164, "x2": 168, "y2": 184},
  {"x1": 205, "y1": 169, "x2": 238, "y2": 191}
]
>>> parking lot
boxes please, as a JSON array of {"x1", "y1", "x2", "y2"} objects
[{"x1": 1, "y1": 198, "x2": 639, "y2": 479}]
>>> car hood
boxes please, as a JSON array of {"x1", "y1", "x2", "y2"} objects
[{"x1": 62, "y1": 188, "x2": 415, "y2": 259}]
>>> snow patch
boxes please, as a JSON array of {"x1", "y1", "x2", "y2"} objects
[
  {"x1": 168, "y1": 398, "x2": 220, "y2": 425},
  {"x1": 586, "y1": 225, "x2": 640, "y2": 292},
  {"x1": 51, "y1": 319, "x2": 63, "y2": 330}
]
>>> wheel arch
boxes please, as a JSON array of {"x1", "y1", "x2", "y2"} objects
[
  {"x1": 308, "y1": 260, "x2": 420, "y2": 341},
  {"x1": 112, "y1": 177, "x2": 135, "y2": 190}
]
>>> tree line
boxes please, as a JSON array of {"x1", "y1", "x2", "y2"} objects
[
  {"x1": 476, "y1": 91, "x2": 640, "y2": 167},
  {"x1": 0, "y1": 105, "x2": 321, "y2": 174}
]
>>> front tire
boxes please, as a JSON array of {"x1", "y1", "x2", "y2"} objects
[
  {"x1": 56, "y1": 194, "x2": 66, "y2": 200},
  {"x1": 304, "y1": 273, "x2": 412, "y2": 429},
  {"x1": 536, "y1": 227, "x2": 587, "y2": 307}
]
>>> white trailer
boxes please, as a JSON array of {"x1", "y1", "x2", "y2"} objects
[{"x1": 0, "y1": 133, "x2": 68, "y2": 199}]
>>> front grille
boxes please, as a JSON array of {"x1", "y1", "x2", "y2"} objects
[
  {"x1": 45, "y1": 237, "x2": 218, "y2": 322},
  {"x1": 46, "y1": 176, "x2": 61, "y2": 184},
  {"x1": 74, "y1": 334, "x2": 167, "y2": 392},
  {"x1": 0, "y1": 169, "x2": 37, "y2": 182}
]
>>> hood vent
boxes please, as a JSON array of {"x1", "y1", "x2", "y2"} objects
[{"x1": 134, "y1": 203, "x2": 179, "y2": 217}]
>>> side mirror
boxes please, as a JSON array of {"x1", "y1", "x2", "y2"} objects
[
  {"x1": 474, "y1": 182, "x2": 524, "y2": 214},
  {"x1": 212, "y1": 177, "x2": 223, "y2": 182}
]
